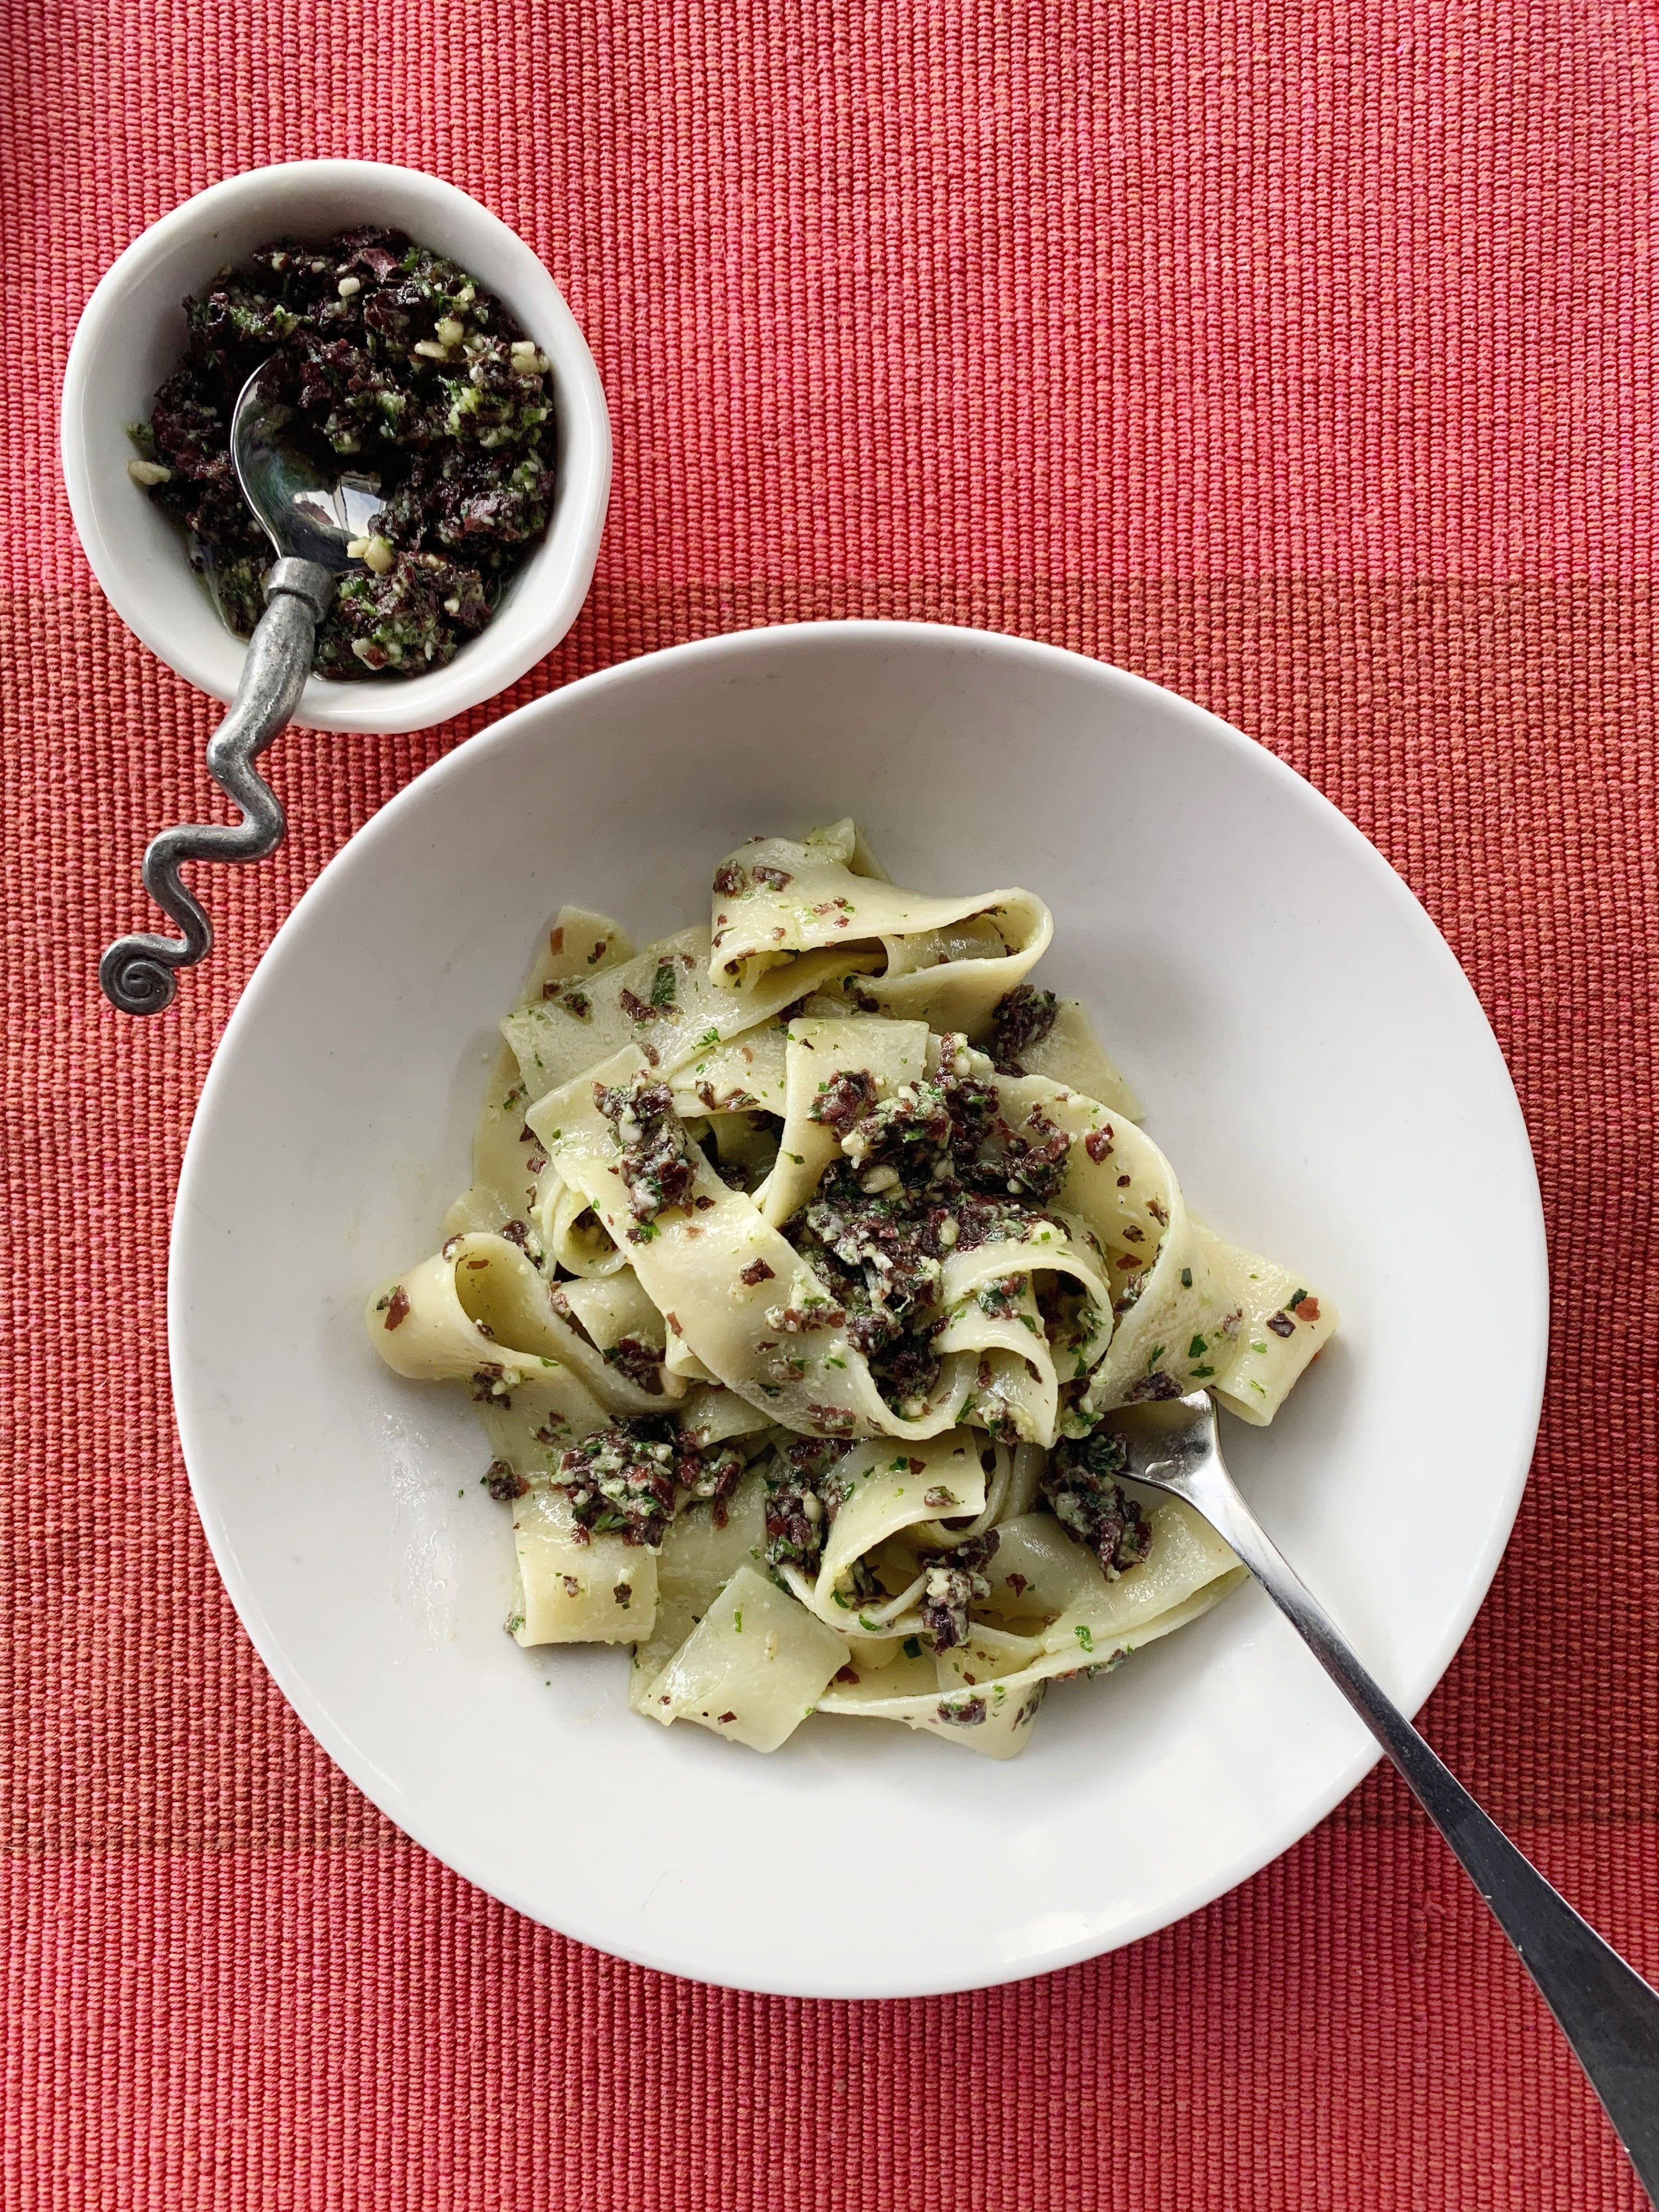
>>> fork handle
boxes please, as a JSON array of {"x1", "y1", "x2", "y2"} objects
[
  {"x1": 99, "y1": 558, "x2": 334, "y2": 1015},
  {"x1": 1187, "y1": 1460, "x2": 1659, "y2": 2203}
]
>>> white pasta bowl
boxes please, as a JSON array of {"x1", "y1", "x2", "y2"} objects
[
  {"x1": 170, "y1": 622, "x2": 1547, "y2": 1996},
  {"x1": 61, "y1": 160, "x2": 610, "y2": 735}
]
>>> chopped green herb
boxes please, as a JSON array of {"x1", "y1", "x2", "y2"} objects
[
  {"x1": 1180, "y1": 1267, "x2": 1193, "y2": 1288},
  {"x1": 1075, "y1": 1623, "x2": 1094, "y2": 1652}
]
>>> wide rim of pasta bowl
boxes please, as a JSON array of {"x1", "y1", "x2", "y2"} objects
[{"x1": 168, "y1": 619, "x2": 1549, "y2": 1997}]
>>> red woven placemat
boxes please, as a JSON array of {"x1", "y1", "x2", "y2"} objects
[{"x1": 4, "y1": 3, "x2": 1656, "y2": 2206}]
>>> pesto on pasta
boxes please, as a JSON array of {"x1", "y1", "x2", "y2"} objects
[{"x1": 366, "y1": 821, "x2": 1337, "y2": 1758}]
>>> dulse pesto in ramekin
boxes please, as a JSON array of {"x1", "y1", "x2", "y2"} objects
[{"x1": 128, "y1": 227, "x2": 557, "y2": 679}]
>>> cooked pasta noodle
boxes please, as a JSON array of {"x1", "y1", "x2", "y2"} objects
[{"x1": 366, "y1": 823, "x2": 1337, "y2": 1758}]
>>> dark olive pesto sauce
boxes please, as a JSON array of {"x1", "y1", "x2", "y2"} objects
[
  {"x1": 128, "y1": 227, "x2": 557, "y2": 679},
  {"x1": 554, "y1": 1420, "x2": 746, "y2": 1548},
  {"x1": 1041, "y1": 1428, "x2": 1151, "y2": 1578},
  {"x1": 781, "y1": 1057, "x2": 1076, "y2": 1429}
]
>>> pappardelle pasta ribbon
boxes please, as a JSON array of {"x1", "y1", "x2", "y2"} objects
[{"x1": 366, "y1": 823, "x2": 1336, "y2": 1757}]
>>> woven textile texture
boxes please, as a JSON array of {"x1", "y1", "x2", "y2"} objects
[{"x1": 4, "y1": 2, "x2": 1657, "y2": 2207}]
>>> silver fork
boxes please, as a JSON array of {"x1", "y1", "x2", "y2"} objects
[{"x1": 1105, "y1": 1391, "x2": 1659, "y2": 2201}]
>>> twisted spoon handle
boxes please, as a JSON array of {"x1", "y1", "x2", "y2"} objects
[
  {"x1": 1184, "y1": 1454, "x2": 1659, "y2": 2203},
  {"x1": 100, "y1": 558, "x2": 334, "y2": 1015}
]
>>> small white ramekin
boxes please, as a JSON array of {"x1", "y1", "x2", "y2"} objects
[{"x1": 61, "y1": 160, "x2": 611, "y2": 735}]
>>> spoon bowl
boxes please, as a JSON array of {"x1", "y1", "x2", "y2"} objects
[{"x1": 232, "y1": 361, "x2": 383, "y2": 571}]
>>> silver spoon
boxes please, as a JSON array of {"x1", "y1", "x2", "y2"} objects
[
  {"x1": 1104, "y1": 1391, "x2": 1659, "y2": 2201},
  {"x1": 100, "y1": 359, "x2": 383, "y2": 1014}
]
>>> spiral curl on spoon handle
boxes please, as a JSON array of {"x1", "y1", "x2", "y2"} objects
[{"x1": 100, "y1": 562, "x2": 334, "y2": 1015}]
